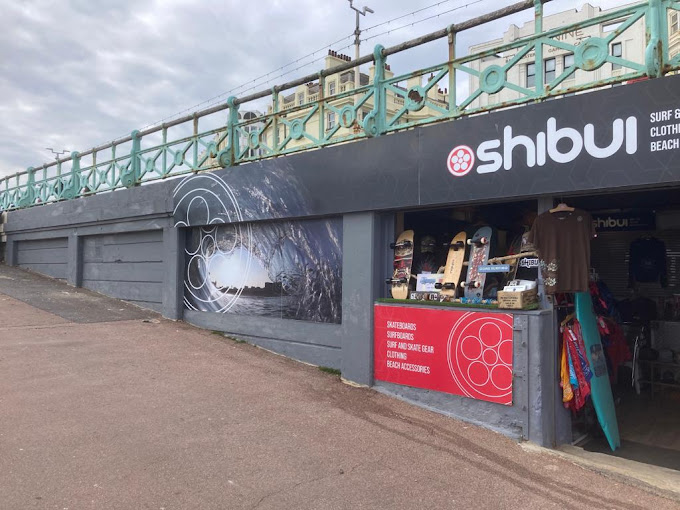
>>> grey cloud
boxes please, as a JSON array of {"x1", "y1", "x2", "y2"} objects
[{"x1": 1, "y1": 0, "x2": 625, "y2": 176}]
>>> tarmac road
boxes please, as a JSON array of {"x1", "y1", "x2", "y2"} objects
[{"x1": 0, "y1": 264, "x2": 678, "y2": 509}]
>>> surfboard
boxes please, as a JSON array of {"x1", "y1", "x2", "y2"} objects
[{"x1": 574, "y1": 291, "x2": 621, "y2": 451}]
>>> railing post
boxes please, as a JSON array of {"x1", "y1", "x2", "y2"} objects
[
  {"x1": 271, "y1": 87, "x2": 279, "y2": 154},
  {"x1": 229, "y1": 97, "x2": 240, "y2": 165},
  {"x1": 218, "y1": 96, "x2": 239, "y2": 167},
  {"x1": 645, "y1": 0, "x2": 665, "y2": 77},
  {"x1": 363, "y1": 44, "x2": 386, "y2": 137},
  {"x1": 161, "y1": 125, "x2": 168, "y2": 177},
  {"x1": 2, "y1": 178, "x2": 8, "y2": 210},
  {"x1": 448, "y1": 26, "x2": 457, "y2": 116},
  {"x1": 318, "y1": 71, "x2": 326, "y2": 142},
  {"x1": 534, "y1": 0, "x2": 544, "y2": 97},
  {"x1": 17, "y1": 167, "x2": 36, "y2": 208},
  {"x1": 63, "y1": 151, "x2": 81, "y2": 200},
  {"x1": 122, "y1": 130, "x2": 141, "y2": 188}
]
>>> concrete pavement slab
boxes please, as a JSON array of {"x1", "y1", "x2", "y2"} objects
[
  {"x1": 0, "y1": 267, "x2": 678, "y2": 509},
  {"x1": 0, "y1": 294, "x2": 68, "y2": 328},
  {"x1": 0, "y1": 264, "x2": 156, "y2": 323}
]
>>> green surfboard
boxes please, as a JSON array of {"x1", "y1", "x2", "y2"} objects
[{"x1": 574, "y1": 291, "x2": 621, "y2": 451}]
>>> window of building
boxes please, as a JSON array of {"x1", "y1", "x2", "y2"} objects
[
  {"x1": 298, "y1": 92, "x2": 305, "y2": 105},
  {"x1": 526, "y1": 62, "x2": 536, "y2": 89},
  {"x1": 327, "y1": 112, "x2": 336, "y2": 130},
  {"x1": 671, "y1": 12, "x2": 679, "y2": 34},
  {"x1": 544, "y1": 58, "x2": 556, "y2": 84},
  {"x1": 563, "y1": 53, "x2": 575, "y2": 82},
  {"x1": 611, "y1": 42, "x2": 622, "y2": 70},
  {"x1": 329, "y1": 81, "x2": 336, "y2": 96}
]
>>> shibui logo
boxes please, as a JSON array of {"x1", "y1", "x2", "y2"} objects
[
  {"x1": 446, "y1": 116, "x2": 638, "y2": 177},
  {"x1": 447, "y1": 145, "x2": 475, "y2": 176}
]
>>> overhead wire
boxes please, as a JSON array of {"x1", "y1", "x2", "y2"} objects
[
  {"x1": 115, "y1": 0, "x2": 488, "y2": 140},
  {"x1": 362, "y1": 0, "x2": 486, "y2": 42},
  {"x1": 362, "y1": 0, "x2": 454, "y2": 32}
]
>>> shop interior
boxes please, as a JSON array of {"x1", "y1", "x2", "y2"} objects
[
  {"x1": 564, "y1": 189, "x2": 680, "y2": 471},
  {"x1": 387, "y1": 189, "x2": 679, "y2": 471},
  {"x1": 391, "y1": 199, "x2": 539, "y2": 304}
]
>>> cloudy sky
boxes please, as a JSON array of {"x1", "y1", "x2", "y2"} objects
[{"x1": 1, "y1": 0, "x2": 626, "y2": 177}]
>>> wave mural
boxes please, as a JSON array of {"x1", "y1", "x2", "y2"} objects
[{"x1": 174, "y1": 169, "x2": 342, "y2": 324}]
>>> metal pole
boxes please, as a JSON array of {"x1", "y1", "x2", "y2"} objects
[
  {"x1": 355, "y1": 10, "x2": 361, "y2": 92},
  {"x1": 348, "y1": 1, "x2": 374, "y2": 93}
]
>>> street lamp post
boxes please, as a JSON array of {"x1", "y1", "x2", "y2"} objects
[{"x1": 347, "y1": 1, "x2": 374, "y2": 93}]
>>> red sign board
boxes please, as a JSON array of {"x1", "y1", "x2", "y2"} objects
[{"x1": 374, "y1": 305, "x2": 514, "y2": 405}]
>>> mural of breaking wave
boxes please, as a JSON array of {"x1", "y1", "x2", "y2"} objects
[{"x1": 174, "y1": 168, "x2": 342, "y2": 324}]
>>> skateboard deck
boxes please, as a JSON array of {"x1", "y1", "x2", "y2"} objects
[
  {"x1": 461, "y1": 226, "x2": 492, "y2": 299},
  {"x1": 387, "y1": 230, "x2": 414, "y2": 300},
  {"x1": 435, "y1": 231, "x2": 466, "y2": 298}
]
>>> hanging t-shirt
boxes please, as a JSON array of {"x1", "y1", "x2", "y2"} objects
[
  {"x1": 527, "y1": 208, "x2": 594, "y2": 294},
  {"x1": 628, "y1": 236, "x2": 667, "y2": 287}
]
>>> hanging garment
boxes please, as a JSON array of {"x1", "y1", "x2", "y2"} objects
[
  {"x1": 569, "y1": 322, "x2": 593, "y2": 383},
  {"x1": 560, "y1": 333, "x2": 574, "y2": 404},
  {"x1": 628, "y1": 236, "x2": 668, "y2": 287},
  {"x1": 598, "y1": 317, "x2": 632, "y2": 382},
  {"x1": 564, "y1": 323, "x2": 592, "y2": 411},
  {"x1": 527, "y1": 209, "x2": 594, "y2": 294}
]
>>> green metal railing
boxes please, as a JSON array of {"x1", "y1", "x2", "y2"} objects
[{"x1": 2, "y1": 0, "x2": 679, "y2": 211}]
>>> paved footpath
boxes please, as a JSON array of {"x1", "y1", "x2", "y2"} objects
[{"x1": 0, "y1": 265, "x2": 678, "y2": 510}]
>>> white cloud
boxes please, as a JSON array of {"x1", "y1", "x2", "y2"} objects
[{"x1": 0, "y1": 0, "x2": 636, "y2": 177}]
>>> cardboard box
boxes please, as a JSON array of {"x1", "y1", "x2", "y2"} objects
[{"x1": 497, "y1": 288, "x2": 538, "y2": 309}]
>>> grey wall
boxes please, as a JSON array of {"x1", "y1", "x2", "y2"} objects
[
  {"x1": 185, "y1": 211, "x2": 387, "y2": 376},
  {"x1": 16, "y1": 237, "x2": 68, "y2": 280},
  {"x1": 81, "y1": 231, "x2": 164, "y2": 313},
  {"x1": 2, "y1": 181, "x2": 177, "y2": 317}
]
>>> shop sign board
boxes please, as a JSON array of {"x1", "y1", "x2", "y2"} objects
[
  {"x1": 174, "y1": 76, "x2": 680, "y2": 227},
  {"x1": 591, "y1": 211, "x2": 655, "y2": 232},
  {"x1": 374, "y1": 304, "x2": 514, "y2": 405},
  {"x1": 479, "y1": 264, "x2": 511, "y2": 273}
]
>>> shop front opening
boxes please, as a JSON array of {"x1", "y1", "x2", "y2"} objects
[
  {"x1": 375, "y1": 200, "x2": 546, "y2": 421},
  {"x1": 378, "y1": 191, "x2": 679, "y2": 473},
  {"x1": 386, "y1": 200, "x2": 540, "y2": 307},
  {"x1": 558, "y1": 189, "x2": 680, "y2": 472}
]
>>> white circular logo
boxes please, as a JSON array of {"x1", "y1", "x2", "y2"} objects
[{"x1": 447, "y1": 145, "x2": 475, "y2": 177}]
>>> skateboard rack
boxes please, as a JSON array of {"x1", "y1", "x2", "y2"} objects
[
  {"x1": 467, "y1": 236, "x2": 489, "y2": 247},
  {"x1": 461, "y1": 251, "x2": 538, "y2": 267},
  {"x1": 434, "y1": 281, "x2": 456, "y2": 290},
  {"x1": 443, "y1": 241, "x2": 466, "y2": 250},
  {"x1": 385, "y1": 274, "x2": 417, "y2": 285},
  {"x1": 389, "y1": 241, "x2": 413, "y2": 249}
]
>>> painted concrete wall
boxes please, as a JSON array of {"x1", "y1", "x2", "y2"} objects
[
  {"x1": 81, "y1": 231, "x2": 165, "y2": 313},
  {"x1": 2, "y1": 181, "x2": 178, "y2": 319},
  {"x1": 375, "y1": 309, "x2": 557, "y2": 444},
  {"x1": 16, "y1": 237, "x2": 68, "y2": 280}
]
